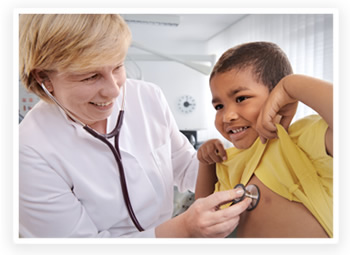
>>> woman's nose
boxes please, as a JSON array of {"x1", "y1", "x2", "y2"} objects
[{"x1": 101, "y1": 75, "x2": 122, "y2": 98}]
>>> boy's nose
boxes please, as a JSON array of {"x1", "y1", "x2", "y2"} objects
[{"x1": 223, "y1": 108, "x2": 239, "y2": 122}]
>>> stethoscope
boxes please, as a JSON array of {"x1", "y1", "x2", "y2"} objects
[
  {"x1": 40, "y1": 82, "x2": 144, "y2": 232},
  {"x1": 231, "y1": 183, "x2": 261, "y2": 211}
]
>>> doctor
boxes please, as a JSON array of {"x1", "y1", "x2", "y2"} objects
[{"x1": 19, "y1": 14, "x2": 250, "y2": 238}]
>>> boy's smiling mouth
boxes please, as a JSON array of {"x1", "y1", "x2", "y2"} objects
[
  {"x1": 225, "y1": 125, "x2": 251, "y2": 144},
  {"x1": 227, "y1": 126, "x2": 249, "y2": 134}
]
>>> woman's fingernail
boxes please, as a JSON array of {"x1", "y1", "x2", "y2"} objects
[{"x1": 235, "y1": 188, "x2": 244, "y2": 195}]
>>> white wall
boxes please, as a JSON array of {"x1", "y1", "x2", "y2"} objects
[
  {"x1": 126, "y1": 40, "x2": 213, "y2": 131},
  {"x1": 130, "y1": 61, "x2": 211, "y2": 130},
  {"x1": 125, "y1": 13, "x2": 334, "y2": 146},
  {"x1": 18, "y1": 14, "x2": 334, "y2": 147},
  {"x1": 206, "y1": 14, "x2": 333, "y2": 144},
  {"x1": 207, "y1": 14, "x2": 333, "y2": 81}
]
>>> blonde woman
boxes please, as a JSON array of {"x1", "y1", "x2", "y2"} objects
[{"x1": 19, "y1": 14, "x2": 250, "y2": 238}]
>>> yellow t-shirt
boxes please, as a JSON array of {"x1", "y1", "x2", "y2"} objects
[{"x1": 215, "y1": 115, "x2": 333, "y2": 237}]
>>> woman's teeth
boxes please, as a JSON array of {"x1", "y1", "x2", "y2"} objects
[{"x1": 90, "y1": 101, "x2": 112, "y2": 107}]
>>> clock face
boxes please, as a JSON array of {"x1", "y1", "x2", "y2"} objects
[{"x1": 178, "y1": 95, "x2": 196, "y2": 113}]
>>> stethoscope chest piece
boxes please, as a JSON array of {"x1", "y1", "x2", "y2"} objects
[{"x1": 231, "y1": 183, "x2": 260, "y2": 211}]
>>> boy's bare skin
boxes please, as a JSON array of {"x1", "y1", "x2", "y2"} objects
[
  {"x1": 237, "y1": 175, "x2": 328, "y2": 237},
  {"x1": 196, "y1": 69, "x2": 333, "y2": 237}
]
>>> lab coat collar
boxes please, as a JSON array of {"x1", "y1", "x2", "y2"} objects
[{"x1": 53, "y1": 97, "x2": 122, "y2": 137}]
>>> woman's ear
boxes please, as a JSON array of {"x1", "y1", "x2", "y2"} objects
[{"x1": 32, "y1": 69, "x2": 54, "y2": 92}]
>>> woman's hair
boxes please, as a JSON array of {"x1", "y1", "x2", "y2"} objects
[
  {"x1": 19, "y1": 14, "x2": 132, "y2": 101},
  {"x1": 210, "y1": 41, "x2": 293, "y2": 91}
]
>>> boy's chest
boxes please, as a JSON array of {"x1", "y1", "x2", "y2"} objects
[{"x1": 236, "y1": 175, "x2": 328, "y2": 237}]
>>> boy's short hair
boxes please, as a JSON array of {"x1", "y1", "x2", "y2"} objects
[
  {"x1": 19, "y1": 14, "x2": 131, "y2": 102},
  {"x1": 210, "y1": 41, "x2": 293, "y2": 91}
]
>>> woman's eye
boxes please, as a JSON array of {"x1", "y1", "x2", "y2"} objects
[
  {"x1": 214, "y1": 104, "x2": 223, "y2": 110},
  {"x1": 236, "y1": 96, "x2": 247, "y2": 103},
  {"x1": 82, "y1": 74, "x2": 98, "y2": 82},
  {"x1": 114, "y1": 64, "x2": 124, "y2": 72}
]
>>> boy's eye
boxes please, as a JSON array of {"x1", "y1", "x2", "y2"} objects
[
  {"x1": 214, "y1": 104, "x2": 223, "y2": 110},
  {"x1": 236, "y1": 96, "x2": 247, "y2": 103}
]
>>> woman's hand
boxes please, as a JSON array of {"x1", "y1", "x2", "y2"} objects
[
  {"x1": 156, "y1": 188, "x2": 251, "y2": 237},
  {"x1": 182, "y1": 188, "x2": 251, "y2": 237},
  {"x1": 197, "y1": 139, "x2": 227, "y2": 165},
  {"x1": 256, "y1": 77, "x2": 298, "y2": 144}
]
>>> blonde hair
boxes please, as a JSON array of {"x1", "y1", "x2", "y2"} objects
[{"x1": 19, "y1": 14, "x2": 132, "y2": 101}]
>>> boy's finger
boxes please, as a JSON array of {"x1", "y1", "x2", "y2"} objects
[
  {"x1": 209, "y1": 152, "x2": 224, "y2": 163},
  {"x1": 259, "y1": 136, "x2": 267, "y2": 144},
  {"x1": 214, "y1": 142, "x2": 227, "y2": 161},
  {"x1": 197, "y1": 150, "x2": 212, "y2": 164},
  {"x1": 279, "y1": 115, "x2": 293, "y2": 131}
]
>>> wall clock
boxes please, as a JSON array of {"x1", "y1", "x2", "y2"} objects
[{"x1": 177, "y1": 95, "x2": 196, "y2": 113}]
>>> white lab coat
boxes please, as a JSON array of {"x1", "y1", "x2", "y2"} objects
[{"x1": 19, "y1": 79, "x2": 198, "y2": 237}]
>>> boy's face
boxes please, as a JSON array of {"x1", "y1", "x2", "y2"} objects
[{"x1": 210, "y1": 68, "x2": 270, "y2": 149}]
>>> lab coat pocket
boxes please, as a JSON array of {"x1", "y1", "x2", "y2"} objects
[{"x1": 151, "y1": 142, "x2": 174, "y2": 200}]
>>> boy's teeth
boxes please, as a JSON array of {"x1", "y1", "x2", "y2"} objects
[{"x1": 230, "y1": 126, "x2": 248, "y2": 134}]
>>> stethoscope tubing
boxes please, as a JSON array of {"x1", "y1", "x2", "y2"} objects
[
  {"x1": 40, "y1": 82, "x2": 144, "y2": 231},
  {"x1": 83, "y1": 114, "x2": 144, "y2": 232}
]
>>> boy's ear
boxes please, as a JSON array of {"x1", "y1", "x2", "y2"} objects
[{"x1": 32, "y1": 69, "x2": 53, "y2": 92}]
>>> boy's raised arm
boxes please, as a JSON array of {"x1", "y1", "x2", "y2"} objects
[{"x1": 256, "y1": 74, "x2": 333, "y2": 156}]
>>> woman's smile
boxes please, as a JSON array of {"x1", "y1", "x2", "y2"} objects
[{"x1": 89, "y1": 100, "x2": 115, "y2": 111}]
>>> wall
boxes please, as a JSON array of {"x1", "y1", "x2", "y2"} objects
[
  {"x1": 126, "y1": 40, "x2": 213, "y2": 132},
  {"x1": 127, "y1": 13, "x2": 334, "y2": 146},
  {"x1": 207, "y1": 14, "x2": 333, "y2": 81},
  {"x1": 207, "y1": 13, "x2": 333, "y2": 120},
  {"x1": 20, "y1": 14, "x2": 333, "y2": 144},
  {"x1": 204, "y1": 13, "x2": 334, "y2": 145}
]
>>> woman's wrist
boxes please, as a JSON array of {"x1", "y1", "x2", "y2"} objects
[{"x1": 155, "y1": 212, "x2": 191, "y2": 238}]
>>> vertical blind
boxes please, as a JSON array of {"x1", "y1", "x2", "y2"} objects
[{"x1": 208, "y1": 13, "x2": 333, "y2": 122}]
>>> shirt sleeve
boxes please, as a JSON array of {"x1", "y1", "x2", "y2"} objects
[
  {"x1": 289, "y1": 115, "x2": 333, "y2": 183},
  {"x1": 289, "y1": 115, "x2": 330, "y2": 161}
]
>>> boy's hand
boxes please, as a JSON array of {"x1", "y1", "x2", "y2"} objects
[
  {"x1": 197, "y1": 139, "x2": 227, "y2": 165},
  {"x1": 256, "y1": 78, "x2": 298, "y2": 144}
]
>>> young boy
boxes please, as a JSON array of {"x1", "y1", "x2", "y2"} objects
[{"x1": 195, "y1": 42, "x2": 333, "y2": 238}]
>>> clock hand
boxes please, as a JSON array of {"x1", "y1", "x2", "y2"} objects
[{"x1": 183, "y1": 101, "x2": 192, "y2": 107}]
